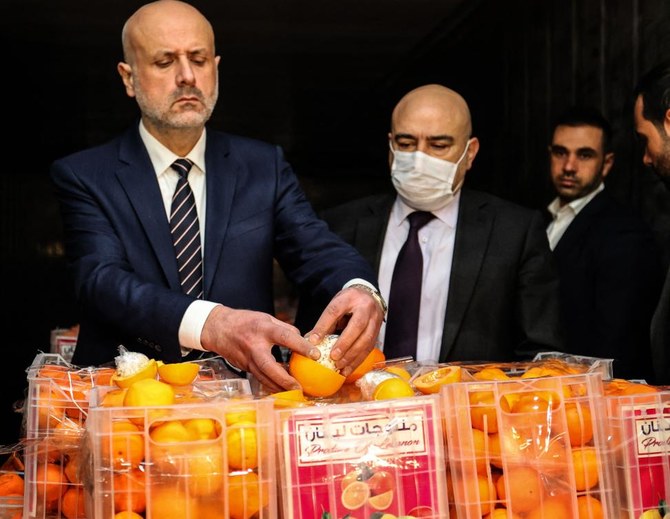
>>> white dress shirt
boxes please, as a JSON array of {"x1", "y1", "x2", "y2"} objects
[
  {"x1": 378, "y1": 193, "x2": 460, "y2": 362},
  {"x1": 139, "y1": 122, "x2": 375, "y2": 354},
  {"x1": 139, "y1": 122, "x2": 216, "y2": 352},
  {"x1": 546, "y1": 183, "x2": 604, "y2": 250}
]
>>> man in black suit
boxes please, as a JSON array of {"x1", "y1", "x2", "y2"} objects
[
  {"x1": 634, "y1": 61, "x2": 670, "y2": 385},
  {"x1": 546, "y1": 106, "x2": 662, "y2": 381},
  {"x1": 49, "y1": 0, "x2": 386, "y2": 391},
  {"x1": 296, "y1": 84, "x2": 564, "y2": 363}
]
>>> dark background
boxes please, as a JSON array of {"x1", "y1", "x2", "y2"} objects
[{"x1": 1, "y1": 0, "x2": 670, "y2": 445}]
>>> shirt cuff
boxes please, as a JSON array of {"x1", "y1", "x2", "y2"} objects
[
  {"x1": 343, "y1": 278, "x2": 377, "y2": 291},
  {"x1": 179, "y1": 300, "x2": 221, "y2": 353}
]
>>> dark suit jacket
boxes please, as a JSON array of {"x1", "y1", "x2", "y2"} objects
[
  {"x1": 550, "y1": 191, "x2": 663, "y2": 381},
  {"x1": 50, "y1": 124, "x2": 377, "y2": 366},
  {"x1": 295, "y1": 189, "x2": 564, "y2": 363},
  {"x1": 652, "y1": 267, "x2": 670, "y2": 384}
]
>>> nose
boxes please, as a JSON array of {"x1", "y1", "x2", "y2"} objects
[
  {"x1": 176, "y1": 56, "x2": 196, "y2": 86},
  {"x1": 642, "y1": 148, "x2": 653, "y2": 167},
  {"x1": 563, "y1": 153, "x2": 578, "y2": 173}
]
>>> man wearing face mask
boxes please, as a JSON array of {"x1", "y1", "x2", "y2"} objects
[{"x1": 296, "y1": 84, "x2": 564, "y2": 363}]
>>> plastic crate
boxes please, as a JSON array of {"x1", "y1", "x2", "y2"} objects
[
  {"x1": 0, "y1": 452, "x2": 25, "y2": 519},
  {"x1": 22, "y1": 353, "x2": 110, "y2": 519},
  {"x1": 441, "y1": 371, "x2": 619, "y2": 518},
  {"x1": 85, "y1": 385, "x2": 274, "y2": 519},
  {"x1": 606, "y1": 389, "x2": 670, "y2": 518},
  {"x1": 276, "y1": 394, "x2": 448, "y2": 518}
]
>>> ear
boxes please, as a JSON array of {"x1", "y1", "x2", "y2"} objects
[
  {"x1": 465, "y1": 137, "x2": 480, "y2": 170},
  {"x1": 664, "y1": 108, "x2": 670, "y2": 138},
  {"x1": 117, "y1": 62, "x2": 136, "y2": 98},
  {"x1": 601, "y1": 151, "x2": 615, "y2": 178}
]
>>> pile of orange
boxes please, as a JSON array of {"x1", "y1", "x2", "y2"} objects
[
  {"x1": 92, "y1": 360, "x2": 271, "y2": 519},
  {"x1": 443, "y1": 361, "x2": 610, "y2": 518}
]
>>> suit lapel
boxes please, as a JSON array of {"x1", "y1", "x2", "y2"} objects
[
  {"x1": 440, "y1": 190, "x2": 493, "y2": 360},
  {"x1": 116, "y1": 127, "x2": 182, "y2": 290},
  {"x1": 553, "y1": 191, "x2": 608, "y2": 256},
  {"x1": 352, "y1": 195, "x2": 394, "y2": 270},
  {"x1": 202, "y1": 132, "x2": 237, "y2": 296}
]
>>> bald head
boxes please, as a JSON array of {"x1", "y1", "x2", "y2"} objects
[
  {"x1": 122, "y1": 0, "x2": 215, "y2": 65},
  {"x1": 392, "y1": 84, "x2": 472, "y2": 137}
]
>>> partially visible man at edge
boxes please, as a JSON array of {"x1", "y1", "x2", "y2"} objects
[
  {"x1": 634, "y1": 59, "x2": 670, "y2": 385},
  {"x1": 49, "y1": 0, "x2": 385, "y2": 392}
]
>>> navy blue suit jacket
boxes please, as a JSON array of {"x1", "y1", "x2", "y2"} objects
[
  {"x1": 296, "y1": 190, "x2": 565, "y2": 363},
  {"x1": 50, "y1": 124, "x2": 377, "y2": 366},
  {"x1": 550, "y1": 190, "x2": 663, "y2": 381}
]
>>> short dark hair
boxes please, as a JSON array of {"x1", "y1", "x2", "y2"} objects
[
  {"x1": 634, "y1": 59, "x2": 670, "y2": 127},
  {"x1": 551, "y1": 105, "x2": 613, "y2": 152}
]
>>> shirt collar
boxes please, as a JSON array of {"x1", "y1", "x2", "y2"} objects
[
  {"x1": 547, "y1": 182, "x2": 604, "y2": 218},
  {"x1": 393, "y1": 190, "x2": 461, "y2": 229},
  {"x1": 138, "y1": 120, "x2": 207, "y2": 176}
]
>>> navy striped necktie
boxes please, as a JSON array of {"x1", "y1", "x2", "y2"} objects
[
  {"x1": 383, "y1": 211, "x2": 435, "y2": 359},
  {"x1": 169, "y1": 158, "x2": 203, "y2": 298}
]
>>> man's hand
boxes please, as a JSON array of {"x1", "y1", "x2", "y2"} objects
[
  {"x1": 200, "y1": 305, "x2": 320, "y2": 393},
  {"x1": 306, "y1": 285, "x2": 385, "y2": 378}
]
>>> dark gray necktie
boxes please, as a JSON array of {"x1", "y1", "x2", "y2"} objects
[
  {"x1": 384, "y1": 211, "x2": 435, "y2": 359},
  {"x1": 169, "y1": 158, "x2": 203, "y2": 298}
]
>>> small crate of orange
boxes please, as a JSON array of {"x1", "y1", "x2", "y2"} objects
[
  {"x1": 440, "y1": 361, "x2": 620, "y2": 518},
  {"x1": 84, "y1": 379, "x2": 275, "y2": 519},
  {"x1": 22, "y1": 353, "x2": 116, "y2": 519},
  {"x1": 604, "y1": 379, "x2": 670, "y2": 518},
  {"x1": 276, "y1": 394, "x2": 449, "y2": 518}
]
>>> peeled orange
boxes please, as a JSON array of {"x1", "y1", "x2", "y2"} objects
[
  {"x1": 413, "y1": 366, "x2": 462, "y2": 394},
  {"x1": 288, "y1": 335, "x2": 346, "y2": 397}
]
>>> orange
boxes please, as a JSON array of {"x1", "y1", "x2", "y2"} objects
[
  {"x1": 35, "y1": 462, "x2": 67, "y2": 503},
  {"x1": 149, "y1": 420, "x2": 192, "y2": 443},
  {"x1": 496, "y1": 465, "x2": 542, "y2": 513},
  {"x1": 384, "y1": 365, "x2": 412, "y2": 381},
  {"x1": 524, "y1": 495, "x2": 572, "y2": 519},
  {"x1": 469, "y1": 428, "x2": 492, "y2": 474},
  {"x1": 100, "y1": 388, "x2": 128, "y2": 407},
  {"x1": 368, "y1": 489, "x2": 393, "y2": 510},
  {"x1": 288, "y1": 352, "x2": 346, "y2": 397},
  {"x1": 225, "y1": 404, "x2": 257, "y2": 426},
  {"x1": 147, "y1": 485, "x2": 198, "y2": 519},
  {"x1": 0, "y1": 473, "x2": 24, "y2": 496},
  {"x1": 63, "y1": 453, "x2": 81, "y2": 484},
  {"x1": 469, "y1": 390, "x2": 499, "y2": 433},
  {"x1": 111, "y1": 358, "x2": 158, "y2": 389},
  {"x1": 473, "y1": 367, "x2": 511, "y2": 381},
  {"x1": 123, "y1": 378, "x2": 175, "y2": 424},
  {"x1": 345, "y1": 348, "x2": 386, "y2": 383},
  {"x1": 565, "y1": 402, "x2": 593, "y2": 447},
  {"x1": 577, "y1": 495, "x2": 603, "y2": 519},
  {"x1": 94, "y1": 367, "x2": 116, "y2": 386},
  {"x1": 484, "y1": 509, "x2": 522, "y2": 519},
  {"x1": 373, "y1": 377, "x2": 415, "y2": 400},
  {"x1": 510, "y1": 392, "x2": 557, "y2": 414},
  {"x1": 186, "y1": 446, "x2": 224, "y2": 496},
  {"x1": 157, "y1": 361, "x2": 200, "y2": 386},
  {"x1": 268, "y1": 389, "x2": 309, "y2": 408},
  {"x1": 341, "y1": 480, "x2": 370, "y2": 510},
  {"x1": 226, "y1": 421, "x2": 259, "y2": 470},
  {"x1": 413, "y1": 366, "x2": 462, "y2": 394},
  {"x1": 104, "y1": 420, "x2": 145, "y2": 470},
  {"x1": 228, "y1": 471, "x2": 268, "y2": 519},
  {"x1": 61, "y1": 485, "x2": 86, "y2": 519},
  {"x1": 572, "y1": 447, "x2": 599, "y2": 491},
  {"x1": 113, "y1": 469, "x2": 146, "y2": 514},
  {"x1": 454, "y1": 474, "x2": 496, "y2": 516},
  {"x1": 114, "y1": 512, "x2": 144, "y2": 519},
  {"x1": 184, "y1": 418, "x2": 219, "y2": 440}
]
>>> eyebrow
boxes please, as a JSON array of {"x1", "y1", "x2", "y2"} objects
[
  {"x1": 394, "y1": 133, "x2": 455, "y2": 144},
  {"x1": 550, "y1": 144, "x2": 597, "y2": 154}
]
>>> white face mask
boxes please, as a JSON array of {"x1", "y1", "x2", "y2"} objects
[{"x1": 390, "y1": 140, "x2": 471, "y2": 211}]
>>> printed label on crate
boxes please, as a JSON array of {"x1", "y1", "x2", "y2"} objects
[
  {"x1": 281, "y1": 398, "x2": 446, "y2": 518},
  {"x1": 622, "y1": 404, "x2": 670, "y2": 512}
]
